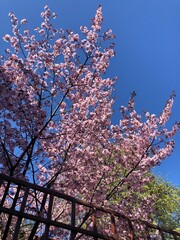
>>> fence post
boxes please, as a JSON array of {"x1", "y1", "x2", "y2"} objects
[
  {"x1": 70, "y1": 200, "x2": 76, "y2": 240},
  {"x1": 42, "y1": 193, "x2": 53, "y2": 240},
  {"x1": 12, "y1": 186, "x2": 30, "y2": 240},
  {"x1": 28, "y1": 192, "x2": 48, "y2": 240},
  {"x1": 92, "y1": 208, "x2": 98, "y2": 240},
  {"x1": 2, "y1": 184, "x2": 21, "y2": 240},
  {"x1": 111, "y1": 214, "x2": 118, "y2": 240},
  {"x1": 127, "y1": 219, "x2": 135, "y2": 240}
]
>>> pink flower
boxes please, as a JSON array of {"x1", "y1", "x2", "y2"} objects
[
  {"x1": 3, "y1": 34, "x2": 11, "y2": 42},
  {"x1": 0, "y1": 6, "x2": 178, "y2": 239},
  {"x1": 20, "y1": 19, "x2": 27, "y2": 24}
]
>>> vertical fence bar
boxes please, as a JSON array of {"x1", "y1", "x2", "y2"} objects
[
  {"x1": 0, "y1": 178, "x2": 10, "y2": 239},
  {"x1": 111, "y1": 214, "x2": 118, "y2": 240},
  {"x1": 2, "y1": 183, "x2": 22, "y2": 240},
  {"x1": 28, "y1": 192, "x2": 48, "y2": 240},
  {"x1": 127, "y1": 219, "x2": 135, "y2": 240},
  {"x1": 0, "y1": 176, "x2": 3, "y2": 187},
  {"x1": 70, "y1": 200, "x2": 76, "y2": 240},
  {"x1": 0, "y1": 181, "x2": 10, "y2": 207},
  {"x1": 42, "y1": 193, "x2": 53, "y2": 240},
  {"x1": 92, "y1": 209, "x2": 98, "y2": 240},
  {"x1": 159, "y1": 230, "x2": 165, "y2": 240},
  {"x1": 145, "y1": 226, "x2": 151, "y2": 240},
  {"x1": 12, "y1": 186, "x2": 30, "y2": 240}
]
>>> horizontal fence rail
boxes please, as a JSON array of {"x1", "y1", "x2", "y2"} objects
[{"x1": 0, "y1": 173, "x2": 179, "y2": 240}]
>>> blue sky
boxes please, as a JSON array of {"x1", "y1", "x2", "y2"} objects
[{"x1": 0, "y1": 0, "x2": 180, "y2": 187}]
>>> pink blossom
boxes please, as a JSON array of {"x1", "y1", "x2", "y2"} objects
[
  {"x1": 91, "y1": 5, "x2": 103, "y2": 31},
  {"x1": 3, "y1": 34, "x2": 11, "y2": 42},
  {"x1": 0, "y1": 5, "x2": 178, "y2": 239},
  {"x1": 20, "y1": 19, "x2": 27, "y2": 24}
]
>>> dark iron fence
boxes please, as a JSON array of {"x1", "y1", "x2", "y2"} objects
[{"x1": 0, "y1": 173, "x2": 179, "y2": 240}]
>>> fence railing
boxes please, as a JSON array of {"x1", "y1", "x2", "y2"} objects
[{"x1": 0, "y1": 173, "x2": 179, "y2": 240}]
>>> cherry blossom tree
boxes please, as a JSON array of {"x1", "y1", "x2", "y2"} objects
[{"x1": 0, "y1": 5, "x2": 179, "y2": 239}]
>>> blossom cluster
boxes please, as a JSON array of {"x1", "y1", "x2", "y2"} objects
[{"x1": 0, "y1": 5, "x2": 179, "y2": 238}]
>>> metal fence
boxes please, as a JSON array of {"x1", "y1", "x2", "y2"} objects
[{"x1": 0, "y1": 173, "x2": 179, "y2": 240}]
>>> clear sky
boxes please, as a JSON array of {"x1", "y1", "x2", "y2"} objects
[{"x1": 0, "y1": 0, "x2": 180, "y2": 187}]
